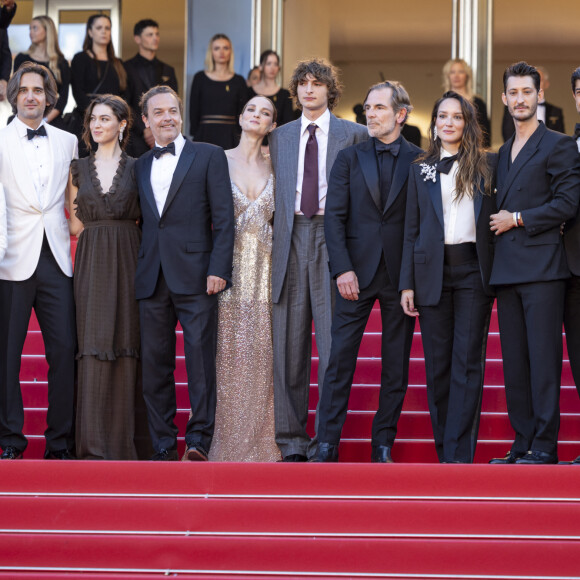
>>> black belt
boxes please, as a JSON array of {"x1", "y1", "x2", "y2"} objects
[{"x1": 444, "y1": 242, "x2": 477, "y2": 266}]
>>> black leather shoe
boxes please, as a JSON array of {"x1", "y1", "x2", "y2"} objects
[
  {"x1": 515, "y1": 450, "x2": 558, "y2": 464},
  {"x1": 281, "y1": 453, "x2": 307, "y2": 462},
  {"x1": 44, "y1": 448, "x2": 75, "y2": 460},
  {"x1": 489, "y1": 450, "x2": 526, "y2": 464},
  {"x1": 312, "y1": 442, "x2": 339, "y2": 462},
  {"x1": 371, "y1": 445, "x2": 394, "y2": 463},
  {"x1": 184, "y1": 444, "x2": 208, "y2": 462},
  {"x1": 151, "y1": 448, "x2": 178, "y2": 461},
  {"x1": 1, "y1": 446, "x2": 24, "y2": 460}
]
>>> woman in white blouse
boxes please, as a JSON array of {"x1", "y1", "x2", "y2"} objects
[
  {"x1": 399, "y1": 91, "x2": 496, "y2": 463},
  {"x1": 0, "y1": 184, "x2": 6, "y2": 263}
]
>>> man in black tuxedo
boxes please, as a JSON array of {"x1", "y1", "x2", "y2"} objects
[
  {"x1": 135, "y1": 86, "x2": 234, "y2": 461},
  {"x1": 0, "y1": 0, "x2": 16, "y2": 103},
  {"x1": 501, "y1": 66, "x2": 565, "y2": 142},
  {"x1": 313, "y1": 81, "x2": 422, "y2": 462},
  {"x1": 489, "y1": 62, "x2": 580, "y2": 465},
  {"x1": 124, "y1": 19, "x2": 178, "y2": 157},
  {"x1": 564, "y1": 66, "x2": 580, "y2": 464}
]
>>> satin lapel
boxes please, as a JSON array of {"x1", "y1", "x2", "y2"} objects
[
  {"x1": 140, "y1": 152, "x2": 160, "y2": 220},
  {"x1": 428, "y1": 177, "x2": 445, "y2": 231},
  {"x1": 355, "y1": 140, "x2": 381, "y2": 211},
  {"x1": 385, "y1": 140, "x2": 414, "y2": 213},
  {"x1": 162, "y1": 139, "x2": 196, "y2": 215},
  {"x1": 496, "y1": 141, "x2": 511, "y2": 208},
  {"x1": 7, "y1": 122, "x2": 39, "y2": 211},
  {"x1": 497, "y1": 123, "x2": 545, "y2": 207},
  {"x1": 326, "y1": 114, "x2": 347, "y2": 180}
]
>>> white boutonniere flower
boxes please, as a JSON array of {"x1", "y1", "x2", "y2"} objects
[{"x1": 420, "y1": 162, "x2": 437, "y2": 183}]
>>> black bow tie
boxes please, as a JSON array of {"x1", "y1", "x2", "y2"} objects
[
  {"x1": 574, "y1": 123, "x2": 580, "y2": 139},
  {"x1": 375, "y1": 140, "x2": 400, "y2": 157},
  {"x1": 27, "y1": 125, "x2": 47, "y2": 140},
  {"x1": 436, "y1": 154, "x2": 459, "y2": 174},
  {"x1": 153, "y1": 142, "x2": 176, "y2": 159}
]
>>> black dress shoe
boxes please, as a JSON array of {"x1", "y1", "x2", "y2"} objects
[
  {"x1": 371, "y1": 445, "x2": 394, "y2": 463},
  {"x1": 44, "y1": 448, "x2": 75, "y2": 460},
  {"x1": 1, "y1": 446, "x2": 24, "y2": 460},
  {"x1": 281, "y1": 453, "x2": 307, "y2": 462},
  {"x1": 489, "y1": 450, "x2": 526, "y2": 464},
  {"x1": 312, "y1": 442, "x2": 339, "y2": 462},
  {"x1": 184, "y1": 444, "x2": 208, "y2": 462},
  {"x1": 151, "y1": 448, "x2": 178, "y2": 461},
  {"x1": 515, "y1": 450, "x2": 558, "y2": 464}
]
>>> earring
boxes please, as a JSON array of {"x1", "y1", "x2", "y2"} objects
[
  {"x1": 433, "y1": 126, "x2": 438, "y2": 140},
  {"x1": 119, "y1": 126, "x2": 125, "y2": 142}
]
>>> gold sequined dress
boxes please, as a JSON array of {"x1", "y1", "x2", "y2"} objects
[{"x1": 209, "y1": 175, "x2": 280, "y2": 462}]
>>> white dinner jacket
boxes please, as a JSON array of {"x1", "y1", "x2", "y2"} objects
[{"x1": 0, "y1": 120, "x2": 78, "y2": 281}]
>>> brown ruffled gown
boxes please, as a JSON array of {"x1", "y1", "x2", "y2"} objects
[{"x1": 72, "y1": 153, "x2": 142, "y2": 460}]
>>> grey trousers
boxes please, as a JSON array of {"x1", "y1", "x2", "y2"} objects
[{"x1": 273, "y1": 215, "x2": 334, "y2": 458}]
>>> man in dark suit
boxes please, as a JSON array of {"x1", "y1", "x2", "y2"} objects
[
  {"x1": 489, "y1": 62, "x2": 580, "y2": 465},
  {"x1": 0, "y1": 0, "x2": 16, "y2": 103},
  {"x1": 269, "y1": 58, "x2": 368, "y2": 462},
  {"x1": 501, "y1": 66, "x2": 565, "y2": 142},
  {"x1": 564, "y1": 66, "x2": 580, "y2": 464},
  {"x1": 135, "y1": 85, "x2": 234, "y2": 461},
  {"x1": 124, "y1": 19, "x2": 178, "y2": 157},
  {"x1": 313, "y1": 81, "x2": 421, "y2": 463}
]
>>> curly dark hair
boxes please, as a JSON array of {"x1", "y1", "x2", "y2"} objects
[
  {"x1": 503, "y1": 61, "x2": 540, "y2": 93},
  {"x1": 418, "y1": 91, "x2": 492, "y2": 200},
  {"x1": 288, "y1": 58, "x2": 342, "y2": 112}
]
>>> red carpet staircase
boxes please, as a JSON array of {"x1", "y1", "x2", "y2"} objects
[{"x1": 4, "y1": 239, "x2": 580, "y2": 578}]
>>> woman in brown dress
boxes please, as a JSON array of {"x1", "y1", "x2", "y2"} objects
[{"x1": 67, "y1": 95, "x2": 141, "y2": 460}]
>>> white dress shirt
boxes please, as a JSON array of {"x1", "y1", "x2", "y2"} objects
[
  {"x1": 14, "y1": 117, "x2": 50, "y2": 208},
  {"x1": 295, "y1": 108, "x2": 330, "y2": 215},
  {"x1": 440, "y1": 149, "x2": 476, "y2": 245},
  {"x1": 150, "y1": 133, "x2": 186, "y2": 216},
  {"x1": 0, "y1": 183, "x2": 6, "y2": 263}
]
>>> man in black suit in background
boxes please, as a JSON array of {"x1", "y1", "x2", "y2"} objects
[
  {"x1": 563, "y1": 66, "x2": 580, "y2": 464},
  {"x1": 0, "y1": 0, "x2": 16, "y2": 103},
  {"x1": 135, "y1": 86, "x2": 234, "y2": 461},
  {"x1": 501, "y1": 66, "x2": 565, "y2": 142},
  {"x1": 314, "y1": 81, "x2": 421, "y2": 462},
  {"x1": 489, "y1": 62, "x2": 580, "y2": 465},
  {"x1": 124, "y1": 19, "x2": 178, "y2": 157}
]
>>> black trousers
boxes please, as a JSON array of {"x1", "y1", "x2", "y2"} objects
[
  {"x1": 418, "y1": 248, "x2": 492, "y2": 463},
  {"x1": 139, "y1": 269, "x2": 218, "y2": 454},
  {"x1": 564, "y1": 274, "x2": 580, "y2": 398},
  {"x1": 0, "y1": 236, "x2": 76, "y2": 452},
  {"x1": 317, "y1": 258, "x2": 415, "y2": 448},
  {"x1": 497, "y1": 280, "x2": 565, "y2": 456}
]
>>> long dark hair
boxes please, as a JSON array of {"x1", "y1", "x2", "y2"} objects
[
  {"x1": 82, "y1": 94, "x2": 132, "y2": 151},
  {"x1": 418, "y1": 91, "x2": 492, "y2": 199},
  {"x1": 83, "y1": 14, "x2": 127, "y2": 92}
]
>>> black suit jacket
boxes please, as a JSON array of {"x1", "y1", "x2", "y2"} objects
[
  {"x1": 325, "y1": 137, "x2": 422, "y2": 291},
  {"x1": 502, "y1": 102, "x2": 565, "y2": 142},
  {"x1": 399, "y1": 155, "x2": 497, "y2": 305},
  {"x1": 134, "y1": 138, "x2": 234, "y2": 299},
  {"x1": 564, "y1": 141, "x2": 580, "y2": 276},
  {"x1": 0, "y1": 3, "x2": 16, "y2": 29},
  {"x1": 491, "y1": 123, "x2": 580, "y2": 286},
  {"x1": 124, "y1": 54, "x2": 178, "y2": 157},
  {"x1": 0, "y1": 3, "x2": 14, "y2": 82}
]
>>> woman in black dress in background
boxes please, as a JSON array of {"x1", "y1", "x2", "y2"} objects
[
  {"x1": 249, "y1": 50, "x2": 293, "y2": 128},
  {"x1": 13, "y1": 16, "x2": 69, "y2": 128},
  {"x1": 442, "y1": 58, "x2": 491, "y2": 147},
  {"x1": 71, "y1": 14, "x2": 127, "y2": 154},
  {"x1": 189, "y1": 33, "x2": 248, "y2": 148},
  {"x1": 67, "y1": 95, "x2": 142, "y2": 460}
]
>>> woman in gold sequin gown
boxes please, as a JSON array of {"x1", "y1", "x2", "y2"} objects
[{"x1": 209, "y1": 96, "x2": 281, "y2": 461}]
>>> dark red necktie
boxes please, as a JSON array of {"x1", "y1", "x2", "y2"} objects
[{"x1": 301, "y1": 123, "x2": 319, "y2": 218}]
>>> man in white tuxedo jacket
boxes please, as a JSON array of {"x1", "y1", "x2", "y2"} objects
[{"x1": 0, "y1": 62, "x2": 77, "y2": 460}]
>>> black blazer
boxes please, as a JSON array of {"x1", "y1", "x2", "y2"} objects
[
  {"x1": 134, "y1": 138, "x2": 234, "y2": 299},
  {"x1": 325, "y1": 137, "x2": 422, "y2": 291},
  {"x1": 491, "y1": 123, "x2": 580, "y2": 286},
  {"x1": 399, "y1": 154, "x2": 497, "y2": 305},
  {"x1": 502, "y1": 102, "x2": 565, "y2": 142}
]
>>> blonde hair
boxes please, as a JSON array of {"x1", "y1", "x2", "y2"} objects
[
  {"x1": 442, "y1": 58, "x2": 473, "y2": 99},
  {"x1": 27, "y1": 16, "x2": 64, "y2": 84},
  {"x1": 204, "y1": 34, "x2": 234, "y2": 74}
]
